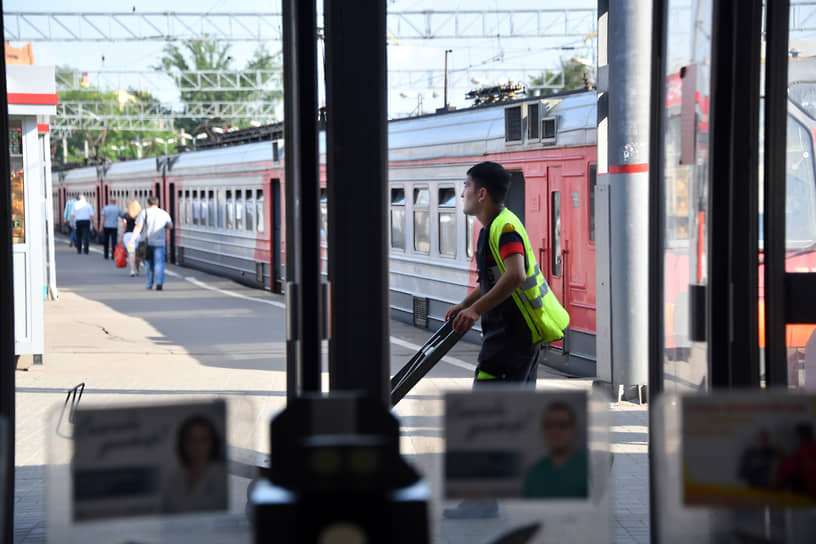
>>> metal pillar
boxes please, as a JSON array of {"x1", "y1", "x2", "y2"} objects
[
  {"x1": 707, "y1": 0, "x2": 762, "y2": 387},
  {"x1": 283, "y1": 0, "x2": 322, "y2": 400},
  {"x1": 763, "y1": 0, "x2": 790, "y2": 387},
  {"x1": 648, "y1": 0, "x2": 668, "y2": 540},
  {"x1": 606, "y1": 0, "x2": 652, "y2": 400},
  {"x1": 325, "y1": 0, "x2": 390, "y2": 405},
  {"x1": 0, "y1": 4, "x2": 15, "y2": 540}
]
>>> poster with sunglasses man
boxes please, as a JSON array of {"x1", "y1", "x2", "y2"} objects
[
  {"x1": 522, "y1": 400, "x2": 588, "y2": 498},
  {"x1": 445, "y1": 390, "x2": 588, "y2": 501}
]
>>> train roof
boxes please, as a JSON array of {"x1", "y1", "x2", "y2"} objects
[
  {"x1": 104, "y1": 156, "x2": 161, "y2": 181},
  {"x1": 60, "y1": 165, "x2": 98, "y2": 184},
  {"x1": 55, "y1": 90, "x2": 596, "y2": 180},
  {"x1": 167, "y1": 140, "x2": 280, "y2": 176},
  {"x1": 388, "y1": 90, "x2": 597, "y2": 161}
]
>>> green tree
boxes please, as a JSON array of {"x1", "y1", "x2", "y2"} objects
[
  {"x1": 55, "y1": 66, "x2": 177, "y2": 164},
  {"x1": 155, "y1": 39, "x2": 282, "y2": 135},
  {"x1": 529, "y1": 58, "x2": 592, "y2": 96}
]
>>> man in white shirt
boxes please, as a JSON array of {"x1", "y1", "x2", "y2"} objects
[
  {"x1": 70, "y1": 195, "x2": 94, "y2": 255},
  {"x1": 131, "y1": 196, "x2": 173, "y2": 290}
]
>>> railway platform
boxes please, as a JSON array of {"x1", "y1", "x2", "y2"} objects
[{"x1": 13, "y1": 240, "x2": 648, "y2": 544}]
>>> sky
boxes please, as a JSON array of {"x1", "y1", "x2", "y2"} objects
[{"x1": 5, "y1": 0, "x2": 598, "y2": 118}]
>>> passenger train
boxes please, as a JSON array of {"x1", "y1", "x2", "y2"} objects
[
  {"x1": 54, "y1": 90, "x2": 598, "y2": 372},
  {"x1": 54, "y1": 83, "x2": 816, "y2": 379}
]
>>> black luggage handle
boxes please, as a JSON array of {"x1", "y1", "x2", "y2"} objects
[{"x1": 390, "y1": 317, "x2": 464, "y2": 406}]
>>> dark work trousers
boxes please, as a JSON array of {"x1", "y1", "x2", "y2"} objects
[
  {"x1": 472, "y1": 345, "x2": 541, "y2": 389},
  {"x1": 75, "y1": 220, "x2": 91, "y2": 254},
  {"x1": 102, "y1": 227, "x2": 118, "y2": 259}
]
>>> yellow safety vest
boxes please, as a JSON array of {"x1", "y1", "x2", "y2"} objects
[{"x1": 488, "y1": 208, "x2": 570, "y2": 344}]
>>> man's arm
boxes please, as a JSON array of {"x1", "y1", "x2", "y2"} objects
[
  {"x1": 452, "y1": 253, "x2": 526, "y2": 333},
  {"x1": 445, "y1": 286, "x2": 482, "y2": 322}
]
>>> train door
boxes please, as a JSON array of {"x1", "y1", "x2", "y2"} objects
[
  {"x1": 545, "y1": 165, "x2": 567, "y2": 313},
  {"x1": 95, "y1": 181, "x2": 102, "y2": 238},
  {"x1": 271, "y1": 179, "x2": 282, "y2": 293},
  {"x1": 168, "y1": 182, "x2": 176, "y2": 264},
  {"x1": 505, "y1": 171, "x2": 526, "y2": 224}
]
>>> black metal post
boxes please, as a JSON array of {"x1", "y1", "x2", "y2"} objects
[
  {"x1": 729, "y1": 0, "x2": 762, "y2": 386},
  {"x1": 325, "y1": 0, "x2": 390, "y2": 405},
  {"x1": 648, "y1": 0, "x2": 667, "y2": 540},
  {"x1": 0, "y1": 3, "x2": 15, "y2": 540},
  {"x1": 283, "y1": 0, "x2": 322, "y2": 399},
  {"x1": 708, "y1": 0, "x2": 762, "y2": 387},
  {"x1": 763, "y1": 0, "x2": 790, "y2": 387}
]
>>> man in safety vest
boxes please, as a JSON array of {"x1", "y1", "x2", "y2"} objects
[
  {"x1": 446, "y1": 160, "x2": 569, "y2": 384},
  {"x1": 443, "y1": 161, "x2": 569, "y2": 519}
]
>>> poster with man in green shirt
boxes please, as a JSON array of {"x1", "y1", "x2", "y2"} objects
[
  {"x1": 522, "y1": 401, "x2": 589, "y2": 498},
  {"x1": 444, "y1": 390, "x2": 589, "y2": 501}
]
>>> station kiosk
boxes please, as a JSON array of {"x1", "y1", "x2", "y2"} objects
[{"x1": 6, "y1": 65, "x2": 57, "y2": 365}]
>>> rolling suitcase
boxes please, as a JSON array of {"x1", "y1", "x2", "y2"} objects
[{"x1": 390, "y1": 319, "x2": 464, "y2": 406}]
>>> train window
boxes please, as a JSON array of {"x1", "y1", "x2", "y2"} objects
[
  {"x1": 505, "y1": 105, "x2": 523, "y2": 142},
  {"x1": 542, "y1": 118, "x2": 557, "y2": 142},
  {"x1": 552, "y1": 192, "x2": 562, "y2": 276},
  {"x1": 256, "y1": 189, "x2": 264, "y2": 233},
  {"x1": 413, "y1": 187, "x2": 430, "y2": 253},
  {"x1": 391, "y1": 188, "x2": 405, "y2": 250},
  {"x1": 528, "y1": 103, "x2": 540, "y2": 140},
  {"x1": 200, "y1": 190, "x2": 209, "y2": 226},
  {"x1": 185, "y1": 190, "x2": 191, "y2": 225},
  {"x1": 192, "y1": 190, "x2": 199, "y2": 225},
  {"x1": 466, "y1": 215, "x2": 475, "y2": 258},
  {"x1": 226, "y1": 190, "x2": 234, "y2": 229},
  {"x1": 235, "y1": 190, "x2": 244, "y2": 230},
  {"x1": 217, "y1": 190, "x2": 225, "y2": 229},
  {"x1": 177, "y1": 190, "x2": 183, "y2": 224},
  {"x1": 208, "y1": 191, "x2": 216, "y2": 227},
  {"x1": 785, "y1": 118, "x2": 816, "y2": 249},
  {"x1": 589, "y1": 165, "x2": 597, "y2": 242},
  {"x1": 438, "y1": 187, "x2": 457, "y2": 257},
  {"x1": 246, "y1": 191, "x2": 255, "y2": 232}
]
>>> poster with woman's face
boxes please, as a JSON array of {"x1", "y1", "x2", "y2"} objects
[{"x1": 71, "y1": 400, "x2": 228, "y2": 522}]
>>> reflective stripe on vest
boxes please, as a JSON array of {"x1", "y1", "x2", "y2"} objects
[{"x1": 487, "y1": 208, "x2": 570, "y2": 344}]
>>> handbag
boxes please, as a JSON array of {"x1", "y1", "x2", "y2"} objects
[
  {"x1": 114, "y1": 244, "x2": 127, "y2": 268},
  {"x1": 135, "y1": 209, "x2": 149, "y2": 260},
  {"x1": 136, "y1": 240, "x2": 148, "y2": 260}
]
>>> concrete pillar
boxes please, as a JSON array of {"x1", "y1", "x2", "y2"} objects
[{"x1": 598, "y1": 0, "x2": 652, "y2": 401}]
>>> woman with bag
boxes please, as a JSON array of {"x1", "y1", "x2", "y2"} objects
[{"x1": 122, "y1": 199, "x2": 142, "y2": 277}]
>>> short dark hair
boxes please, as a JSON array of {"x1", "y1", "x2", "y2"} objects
[
  {"x1": 467, "y1": 161, "x2": 510, "y2": 205},
  {"x1": 175, "y1": 415, "x2": 223, "y2": 467},
  {"x1": 147, "y1": 196, "x2": 159, "y2": 206},
  {"x1": 542, "y1": 401, "x2": 576, "y2": 425}
]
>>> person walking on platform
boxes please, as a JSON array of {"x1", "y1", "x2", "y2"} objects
[
  {"x1": 101, "y1": 199, "x2": 124, "y2": 260},
  {"x1": 131, "y1": 196, "x2": 173, "y2": 290},
  {"x1": 70, "y1": 195, "x2": 94, "y2": 255},
  {"x1": 63, "y1": 196, "x2": 77, "y2": 247},
  {"x1": 122, "y1": 199, "x2": 142, "y2": 277},
  {"x1": 443, "y1": 161, "x2": 569, "y2": 520}
]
